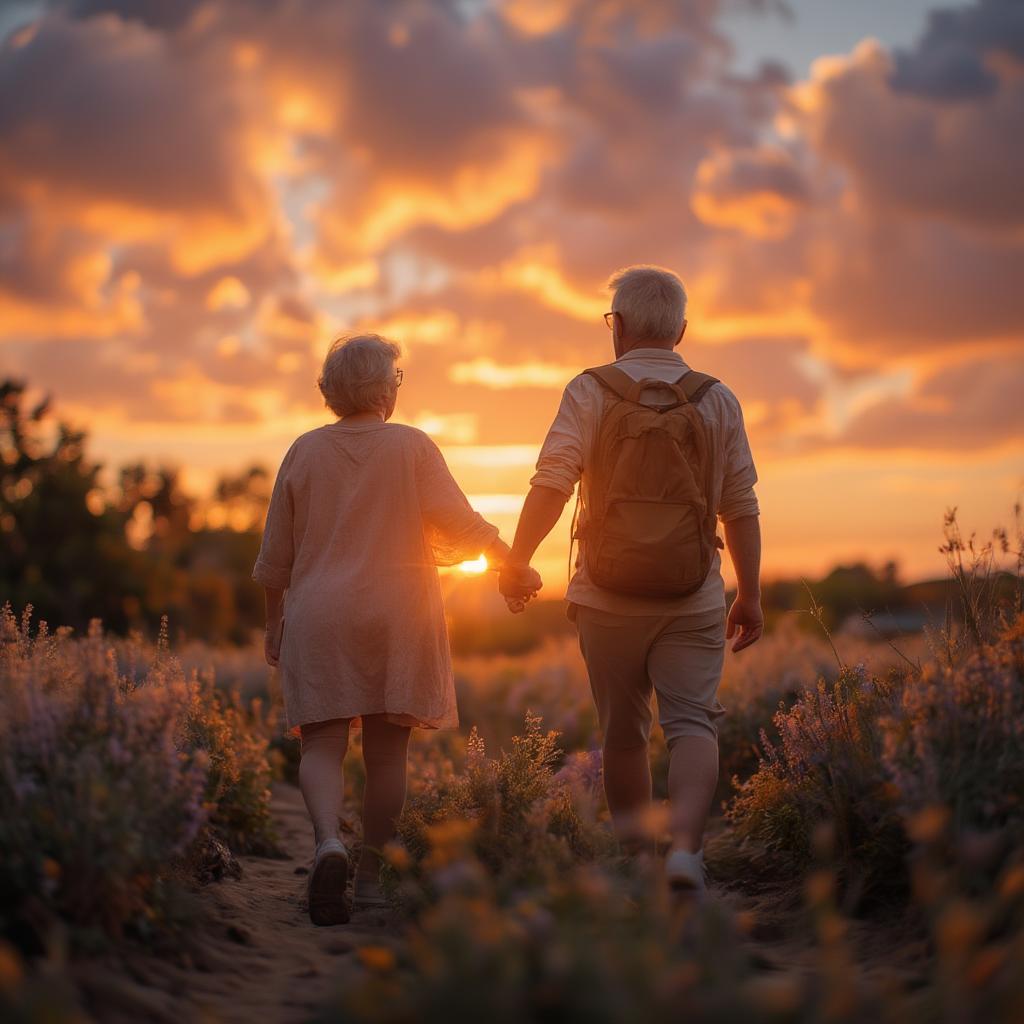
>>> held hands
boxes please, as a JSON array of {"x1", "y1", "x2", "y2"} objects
[
  {"x1": 499, "y1": 562, "x2": 543, "y2": 614},
  {"x1": 726, "y1": 594, "x2": 764, "y2": 653}
]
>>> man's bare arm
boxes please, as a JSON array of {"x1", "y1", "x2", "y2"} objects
[
  {"x1": 508, "y1": 485, "x2": 572, "y2": 567},
  {"x1": 724, "y1": 514, "x2": 761, "y2": 598},
  {"x1": 497, "y1": 485, "x2": 571, "y2": 609},
  {"x1": 723, "y1": 514, "x2": 763, "y2": 652}
]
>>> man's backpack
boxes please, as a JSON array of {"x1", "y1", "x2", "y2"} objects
[{"x1": 570, "y1": 364, "x2": 724, "y2": 598}]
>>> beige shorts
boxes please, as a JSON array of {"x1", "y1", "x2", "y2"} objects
[{"x1": 571, "y1": 603, "x2": 727, "y2": 750}]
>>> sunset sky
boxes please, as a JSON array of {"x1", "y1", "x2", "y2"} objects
[{"x1": 1, "y1": 0, "x2": 1021, "y2": 592}]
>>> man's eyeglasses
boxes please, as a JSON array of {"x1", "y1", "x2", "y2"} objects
[
  {"x1": 395, "y1": 368, "x2": 404, "y2": 387},
  {"x1": 603, "y1": 311, "x2": 616, "y2": 330}
]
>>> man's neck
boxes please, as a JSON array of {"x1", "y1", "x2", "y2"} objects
[
  {"x1": 617, "y1": 339, "x2": 677, "y2": 356},
  {"x1": 617, "y1": 345, "x2": 680, "y2": 359}
]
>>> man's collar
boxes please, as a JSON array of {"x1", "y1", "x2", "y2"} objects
[{"x1": 616, "y1": 347, "x2": 687, "y2": 363}]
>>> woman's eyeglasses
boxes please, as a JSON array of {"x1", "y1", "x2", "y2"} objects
[{"x1": 395, "y1": 368, "x2": 404, "y2": 387}]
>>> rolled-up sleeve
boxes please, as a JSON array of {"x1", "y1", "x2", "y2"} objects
[
  {"x1": 717, "y1": 387, "x2": 760, "y2": 523},
  {"x1": 528, "y1": 378, "x2": 588, "y2": 499},
  {"x1": 252, "y1": 445, "x2": 297, "y2": 589},
  {"x1": 417, "y1": 435, "x2": 500, "y2": 566}
]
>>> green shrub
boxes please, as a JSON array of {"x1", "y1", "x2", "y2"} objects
[
  {"x1": 882, "y1": 615, "x2": 1024, "y2": 848},
  {"x1": 181, "y1": 679, "x2": 277, "y2": 856},
  {"x1": 725, "y1": 663, "x2": 909, "y2": 905},
  {"x1": 724, "y1": 608, "x2": 1024, "y2": 910},
  {"x1": 390, "y1": 713, "x2": 613, "y2": 906}
]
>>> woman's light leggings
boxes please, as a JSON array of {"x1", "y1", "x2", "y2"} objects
[{"x1": 298, "y1": 714, "x2": 412, "y2": 881}]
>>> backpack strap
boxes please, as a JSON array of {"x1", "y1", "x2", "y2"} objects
[
  {"x1": 677, "y1": 369, "x2": 720, "y2": 404},
  {"x1": 643, "y1": 368, "x2": 720, "y2": 411},
  {"x1": 585, "y1": 363, "x2": 720, "y2": 412},
  {"x1": 583, "y1": 364, "x2": 636, "y2": 400}
]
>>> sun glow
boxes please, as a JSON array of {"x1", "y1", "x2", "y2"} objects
[{"x1": 457, "y1": 555, "x2": 489, "y2": 575}]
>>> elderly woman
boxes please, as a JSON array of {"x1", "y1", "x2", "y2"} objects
[{"x1": 252, "y1": 334, "x2": 540, "y2": 925}]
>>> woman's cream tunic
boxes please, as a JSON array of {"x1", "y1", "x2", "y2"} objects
[{"x1": 251, "y1": 421, "x2": 499, "y2": 732}]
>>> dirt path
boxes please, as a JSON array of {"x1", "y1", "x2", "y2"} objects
[
  {"x1": 73, "y1": 784, "x2": 397, "y2": 1024},
  {"x1": 67, "y1": 787, "x2": 929, "y2": 1022}
]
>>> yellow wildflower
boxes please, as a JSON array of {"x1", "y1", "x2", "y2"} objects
[
  {"x1": 936, "y1": 900, "x2": 985, "y2": 957},
  {"x1": 805, "y1": 868, "x2": 834, "y2": 905},
  {"x1": 425, "y1": 818, "x2": 476, "y2": 848},
  {"x1": 357, "y1": 945, "x2": 396, "y2": 972},
  {"x1": 0, "y1": 942, "x2": 23, "y2": 992},
  {"x1": 740, "y1": 972, "x2": 803, "y2": 1014},
  {"x1": 906, "y1": 805, "x2": 950, "y2": 845},
  {"x1": 382, "y1": 842, "x2": 411, "y2": 871},
  {"x1": 967, "y1": 945, "x2": 1006, "y2": 989},
  {"x1": 733, "y1": 909, "x2": 757, "y2": 935},
  {"x1": 999, "y1": 863, "x2": 1024, "y2": 900}
]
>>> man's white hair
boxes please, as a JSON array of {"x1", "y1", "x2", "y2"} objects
[
  {"x1": 317, "y1": 333, "x2": 401, "y2": 417},
  {"x1": 607, "y1": 264, "x2": 688, "y2": 343}
]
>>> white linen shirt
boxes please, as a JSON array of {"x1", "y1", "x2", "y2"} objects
[{"x1": 529, "y1": 347, "x2": 760, "y2": 617}]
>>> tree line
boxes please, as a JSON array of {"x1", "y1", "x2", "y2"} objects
[{"x1": 1, "y1": 378, "x2": 270, "y2": 644}]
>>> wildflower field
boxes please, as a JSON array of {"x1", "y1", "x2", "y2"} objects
[{"x1": 2, "y1": 515, "x2": 1023, "y2": 1024}]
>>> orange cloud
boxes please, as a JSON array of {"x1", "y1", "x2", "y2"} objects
[
  {"x1": 0, "y1": 12, "x2": 281, "y2": 280},
  {"x1": 206, "y1": 276, "x2": 251, "y2": 311},
  {"x1": 691, "y1": 147, "x2": 809, "y2": 239},
  {"x1": 314, "y1": 133, "x2": 550, "y2": 265},
  {"x1": 0, "y1": 218, "x2": 144, "y2": 340},
  {"x1": 484, "y1": 250, "x2": 605, "y2": 322},
  {"x1": 835, "y1": 351, "x2": 1024, "y2": 452},
  {"x1": 449, "y1": 358, "x2": 582, "y2": 389},
  {"x1": 404, "y1": 411, "x2": 479, "y2": 445},
  {"x1": 370, "y1": 311, "x2": 463, "y2": 347}
]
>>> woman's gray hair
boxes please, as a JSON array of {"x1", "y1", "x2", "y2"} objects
[
  {"x1": 317, "y1": 333, "x2": 402, "y2": 417},
  {"x1": 607, "y1": 264, "x2": 688, "y2": 343}
]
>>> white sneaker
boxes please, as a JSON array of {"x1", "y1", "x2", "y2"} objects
[
  {"x1": 315, "y1": 836, "x2": 349, "y2": 860},
  {"x1": 308, "y1": 838, "x2": 350, "y2": 926},
  {"x1": 665, "y1": 846, "x2": 706, "y2": 893},
  {"x1": 352, "y1": 876, "x2": 390, "y2": 911}
]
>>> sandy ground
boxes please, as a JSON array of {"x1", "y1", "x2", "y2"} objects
[{"x1": 72, "y1": 784, "x2": 397, "y2": 1024}]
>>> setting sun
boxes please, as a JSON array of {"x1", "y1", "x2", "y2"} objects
[{"x1": 457, "y1": 555, "x2": 489, "y2": 575}]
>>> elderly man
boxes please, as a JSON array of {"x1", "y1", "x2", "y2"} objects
[{"x1": 499, "y1": 264, "x2": 763, "y2": 893}]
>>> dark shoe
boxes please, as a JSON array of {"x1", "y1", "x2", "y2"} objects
[{"x1": 307, "y1": 838, "x2": 350, "y2": 926}]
